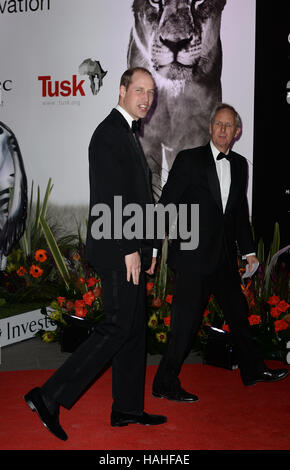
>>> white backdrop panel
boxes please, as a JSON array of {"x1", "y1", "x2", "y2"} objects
[{"x1": 0, "y1": 0, "x2": 256, "y2": 211}]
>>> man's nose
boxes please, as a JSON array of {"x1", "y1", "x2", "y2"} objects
[{"x1": 144, "y1": 92, "x2": 152, "y2": 103}]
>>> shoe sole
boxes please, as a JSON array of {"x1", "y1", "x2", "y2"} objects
[
  {"x1": 152, "y1": 392, "x2": 199, "y2": 403},
  {"x1": 111, "y1": 420, "x2": 166, "y2": 427}
]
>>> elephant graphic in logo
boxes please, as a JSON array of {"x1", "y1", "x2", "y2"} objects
[{"x1": 79, "y1": 59, "x2": 107, "y2": 96}]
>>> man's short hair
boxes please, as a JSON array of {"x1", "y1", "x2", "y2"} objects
[
  {"x1": 120, "y1": 67, "x2": 153, "y2": 90},
  {"x1": 210, "y1": 103, "x2": 242, "y2": 129}
]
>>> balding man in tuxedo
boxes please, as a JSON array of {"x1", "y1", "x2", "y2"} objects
[{"x1": 152, "y1": 103, "x2": 289, "y2": 403}]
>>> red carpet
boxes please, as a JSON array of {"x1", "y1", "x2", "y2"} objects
[{"x1": 0, "y1": 362, "x2": 289, "y2": 451}]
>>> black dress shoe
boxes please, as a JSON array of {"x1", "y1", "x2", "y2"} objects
[
  {"x1": 152, "y1": 387, "x2": 199, "y2": 403},
  {"x1": 243, "y1": 368, "x2": 289, "y2": 386},
  {"x1": 24, "y1": 387, "x2": 67, "y2": 441},
  {"x1": 111, "y1": 410, "x2": 167, "y2": 427}
]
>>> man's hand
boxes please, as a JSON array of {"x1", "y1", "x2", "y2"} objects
[
  {"x1": 125, "y1": 251, "x2": 141, "y2": 285},
  {"x1": 246, "y1": 254, "x2": 259, "y2": 272},
  {"x1": 145, "y1": 257, "x2": 157, "y2": 276}
]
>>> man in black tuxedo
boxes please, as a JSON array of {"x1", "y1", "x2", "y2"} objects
[
  {"x1": 152, "y1": 103, "x2": 289, "y2": 403},
  {"x1": 24, "y1": 67, "x2": 166, "y2": 440}
]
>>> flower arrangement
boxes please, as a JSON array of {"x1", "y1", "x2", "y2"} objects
[
  {"x1": 147, "y1": 224, "x2": 290, "y2": 360},
  {"x1": 233, "y1": 225, "x2": 290, "y2": 359},
  {"x1": 41, "y1": 267, "x2": 104, "y2": 344},
  {"x1": 218, "y1": 224, "x2": 290, "y2": 360},
  {"x1": 0, "y1": 180, "x2": 77, "y2": 317},
  {"x1": 35, "y1": 222, "x2": 105, "y2": 344},
  {"x1": 1, "y1": 247, "x2": 50, "y2": 300}
]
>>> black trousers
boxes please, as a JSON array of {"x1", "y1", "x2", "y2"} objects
[
  {"x1": 42, "y1": 269, "x2": 147, "y2": 413},
  {"x1": 153, "y1": 257, "x2": 265, "y2": 389}
]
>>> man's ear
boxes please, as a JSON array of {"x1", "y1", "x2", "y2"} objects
[
  {"x1": 234, "y1": 127, "x2": 241, "y2": 139},
  {"x1": 119, "y1": 85, "x2": 126, "y2": 98}
]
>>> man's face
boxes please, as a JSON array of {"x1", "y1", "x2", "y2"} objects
[
  {"x1": 210, "y1": 108, "x2": 241, "y2": 152},
  {"x1": 119, "y1": 71, "x2": 155, "y2": 120}
]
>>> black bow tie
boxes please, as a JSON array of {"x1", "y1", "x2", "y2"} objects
[
  {"x1": 132, "y1": 119, "x2": 141, "y2": 133},
  {"x1": 217, "y1": 152, "x2": 231, "y2": 161}
]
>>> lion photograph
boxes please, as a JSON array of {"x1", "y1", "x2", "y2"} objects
[{"x1": 128, "y1": 0, "x2": 227, "y2": 198}]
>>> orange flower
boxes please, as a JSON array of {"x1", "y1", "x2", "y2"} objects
[
  {"x1": 276, "y1": 300, "x2": 290, "y2": 313},
  {"x1": 34, "y1": 249, "x2": 47, "y2": 263},
  {"x1": 163, "y1": 316, "x2": 171, "y2": 326},
  {"x1": 270, "y1": 307, "x2": 281, "y2": 318},
  {"x1": 146, "y1": 282, "x2": 154, "y2": 292},
  {"x1": 29, "y1": 265, "x2": 43, "y2": 278},
  {"x1": 79, "y1": 277, "x2": 86, "y2": 284},
  {"x1": 267, "y1": 295, "x2": 280, "y2": 306},
  {"x1": 74, "y1": 299, "x2": 85, "y2": 309},
  {"x1": 222, "y1": 324, "x2": 230, "y2": 333},
  {"x1": 75, "y1": 307, "x2": 87, "y2": 318},
  {"x1": 83, "y1": 291, "x2": 95, "y2": 306},
  {"x1": 274, "y1": 319, "x2": 289, "y2": 332},
  {"x1": 57, "y1": 296, "x2": 66, "y2": 307},
  {"x1": 73, "y1": 253, "x2": 80, "y2": 261},
  {"x1": 16, "y1": 266, "x2": 27, "y2": 277},
  {"x1": 203, "y1": 309, "x2": 210, "y2": 317},
  {"x1": 86, "y1": 277, "x2": 98, "y2": 287},
  {"x1": 165, "y1": 294, "x2": 173, "y2": 304},
  {"x1": 248, "y1": 314, "x2": 261, "y2": 325}
]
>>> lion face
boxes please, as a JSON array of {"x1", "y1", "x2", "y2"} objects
[{"x1": 132, "y1": 0, "x2": 226, "y2": 82}]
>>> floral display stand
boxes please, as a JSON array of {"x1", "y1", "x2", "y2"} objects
[{"x1": 0, "y1": 181, "x2": 289, "y2": 364}]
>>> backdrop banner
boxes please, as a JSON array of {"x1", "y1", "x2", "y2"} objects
[{"x1": 0, "y1": 0, "x2": 256, "y2": 236}]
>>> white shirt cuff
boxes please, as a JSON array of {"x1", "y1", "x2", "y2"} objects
[{"x1": 242, "y1": 252, "x2": 256, "y2": 259}]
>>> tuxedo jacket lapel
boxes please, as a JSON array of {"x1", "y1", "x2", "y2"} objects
[
  {"x1": 225, "y1": 151, "x2": 240, "y2": 213},
  {"x1": 205, "y1": 145, "x2": 223, "y2": 211},
  {"x1": 128, "y1": 130, "x2": 153, "y2": 203},
  {"x1": 111, "y1": 109, "x2": 153, "y2": 203}
]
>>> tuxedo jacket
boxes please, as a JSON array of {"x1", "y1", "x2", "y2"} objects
[
  {"x1": 85, "y1": 108, "x2": 154, "y2": 271},
  {"x1": 159, "y1": 143, "x2": 255, "y2": 274}
]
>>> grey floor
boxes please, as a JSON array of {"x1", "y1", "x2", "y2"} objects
[{"x1": 0, "y1": 336, "x2": 202, "y2": 371}]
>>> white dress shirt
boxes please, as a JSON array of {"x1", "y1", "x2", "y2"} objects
[
  {"x1": 115, "y1": 104, "x2": 134, "y2": 128},
  {"x1": 210, "y1": 140, "x2": 231, "y2": 213}
]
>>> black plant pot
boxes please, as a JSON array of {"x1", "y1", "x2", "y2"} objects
[
  {"x1": 202, "y1": 326, "x2": 239, "y2": 370},
  {"x1": 60, "y1": 315, "x2": 95, "y2": 353}
]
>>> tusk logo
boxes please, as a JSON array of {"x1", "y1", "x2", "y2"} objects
[
  {"x1": 38, "y1": 60, "x2": 107, "y2": 101},
  {"x1": 38, "y1": 75, "x2": 86, "y2": 97},
  {"x1": 79, "y1": 59, "x2": 107, "y2": 96}
]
